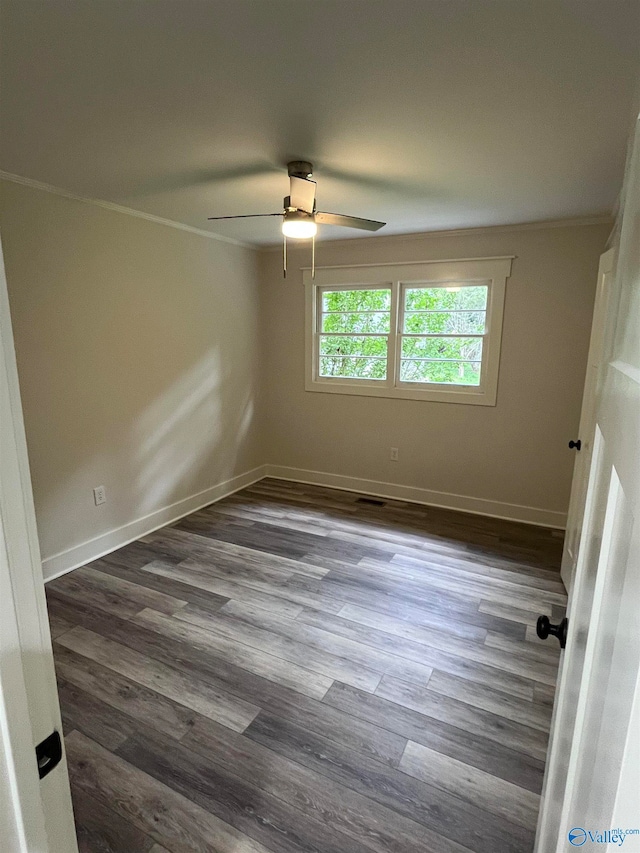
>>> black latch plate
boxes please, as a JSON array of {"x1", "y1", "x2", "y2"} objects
[{"x1": 36, "y1": 730, "x2": 62, "y2": 779}]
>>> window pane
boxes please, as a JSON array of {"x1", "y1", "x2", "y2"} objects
[
  {"x1": 322, "y1": 289, "x2": 391, "y2": 312},
  {"x1": 404, "y1": 285, "x2": 488, "y2": 312},
  {"x1": 401, "y1": 336, "x2": 483, "y2": 362},
  {"x1": 403, "y1": 310, "x2": 485, "y2": 335},
  {"x1": 400, "y1": 360, "x2": 481, "y2": 385},
  {"x1": 320, "y1": 356, "x2": 387, "y2": 380},
  {"x1": 320, "y1": 335, "x2": 388, "y2": 357},
  {"x1": 322, "y1": 311, "x2": 390, "y2": 333}
]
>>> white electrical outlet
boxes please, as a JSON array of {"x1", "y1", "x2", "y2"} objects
[
  {"x1": 390, "y1": 447, "x2": 399, "y2": 461},
  {"x1": 93, "y1": 485, "x2": 106, "y2": 506}
]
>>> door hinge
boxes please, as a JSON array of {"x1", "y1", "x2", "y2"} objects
[{"x1": 35, "y1": 730, "x2": 62, "y2": 779}]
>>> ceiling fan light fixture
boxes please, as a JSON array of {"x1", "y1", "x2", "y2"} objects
[
  {"x1": 282, "y1": 210, "x2": 317, "y2": 239},
  {"x1": 207, "y1": 161, "x2": 385, "y2": 279}
]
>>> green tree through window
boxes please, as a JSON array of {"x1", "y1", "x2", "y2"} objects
[
  {"x1": 320, "y1": 289, "x2": 391, "y2": 380},
  {"x1": 318, "y1": 284, "x2": 488, "y2": 385},
  {"x1": 400, "y1": 285, "x2": 487, "y2": 385}
]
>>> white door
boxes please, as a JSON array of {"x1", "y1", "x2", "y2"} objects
[
  {"x1": 560, "y1": 248, "x2": 615, "y2": 594},
  {"x1": 0, "y1": 231, "x2": 78, "y2": 851},
  {"x1": 535, "y1": 113, "x2": 640, "y2": 852}
]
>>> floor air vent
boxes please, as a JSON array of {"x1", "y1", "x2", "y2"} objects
[{"x1": 356, "y1": 497, "x2": 386, "y2": 506}]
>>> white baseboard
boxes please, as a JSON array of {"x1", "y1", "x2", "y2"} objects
[
  {"x1": 265, "y1": 465, "x2": 567, "y2": 529},
  {"x1": 42, "y1": 465, "x2": 268, "y2": 582},
  {"x1": 42, "y1": 461, "x2": 565, "y2": 581}
]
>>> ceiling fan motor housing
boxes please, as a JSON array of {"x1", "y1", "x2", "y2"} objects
[{"x1": 287, "y1": 160, "x2": 314, "y2": 180}]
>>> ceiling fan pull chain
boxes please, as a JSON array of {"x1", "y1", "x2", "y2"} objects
[
  {"x1": 283, "y1": 233, "x2": 287, "y2": 278},
  {"x1": 312, "y1": 232, "x2": 315, "y2": 279}
]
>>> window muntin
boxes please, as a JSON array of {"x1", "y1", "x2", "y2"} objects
[{"x1": 399, "y1": 283, "x2": 488, "y2": 387}]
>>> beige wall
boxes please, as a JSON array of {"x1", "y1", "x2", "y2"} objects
[
  {"x1": 0, "y1": 178, "x2": 611, "y2": 570},
  {"x1": 259, "y1": 221, "x2": 611, "y2": 524},
  {"x1": 0, "y1": 180, "x2": 264, "y2": 567}
]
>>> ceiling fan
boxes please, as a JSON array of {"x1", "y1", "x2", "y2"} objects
[{"x1": 207, "y1": 161, "x2": 386, "y2": 276}]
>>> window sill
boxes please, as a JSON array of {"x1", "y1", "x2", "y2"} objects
[{"x1": 305, "y1": 378, "x2": 497, "y2": 406}]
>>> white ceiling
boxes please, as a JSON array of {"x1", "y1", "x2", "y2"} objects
[{"x1": 1, "y1": 1, "x2": 638, "y2": 245}]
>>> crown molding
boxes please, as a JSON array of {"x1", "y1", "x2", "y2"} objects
[
  {"x1": 1, "y1": 170, "x2": 611, "y2": 253},
  {"x1": 260, "y1": 213, "x2": 614, "y2": 252},
  {"x1": 0, "y1": 171, "x2": 254, "y2": 249}
]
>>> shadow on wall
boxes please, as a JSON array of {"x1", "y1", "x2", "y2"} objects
[
  {"x1": 133, "y1": 348, "x2": 254, "y2": 516},
  {"x1": 38, "y1": 346, "x2": 257, "y2": 557}
]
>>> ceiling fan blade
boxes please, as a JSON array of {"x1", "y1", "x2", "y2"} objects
[
  {"x1": 315, "y1": 211, "x2": 386, "y2": 231},
  {"x1": 289, "y1": 176, "x2": 316, "y2": 213},
  {"x1": 207, "y1": 213, "x2": 282, "y2": 220}
]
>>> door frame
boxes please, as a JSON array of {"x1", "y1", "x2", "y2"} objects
[
  {"x1": 560, "y1": 247, "x2": 615, "y2": 593},
  {"x1": 0, "y1": 230, "x2": 78, "y2": 852}
]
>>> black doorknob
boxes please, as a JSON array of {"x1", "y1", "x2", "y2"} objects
[
  {"x1": 536, "y1": 614, "x2": 568, "y2": 649},
  {"x1": 568, "y1": 439, "x2": 581, "y2": 451}
]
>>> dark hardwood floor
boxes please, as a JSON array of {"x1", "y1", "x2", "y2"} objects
[{"x1": 45, "y1": 478, "x2": 566, "y2": 853}]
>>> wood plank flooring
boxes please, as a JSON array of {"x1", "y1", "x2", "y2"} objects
[{"x1": 45, "y1": 478, "x2": 566, "y2": 853}]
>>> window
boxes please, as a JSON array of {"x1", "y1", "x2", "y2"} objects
[
  {"x1": 399, "y1": 284, "x2": 487, "y2": 386},
  {"x1": 319, "y1": 288, "x2": 391, "y2": 382},
  {"x1": 305, "y1": 257, "x2": 512, "y2": 405}
]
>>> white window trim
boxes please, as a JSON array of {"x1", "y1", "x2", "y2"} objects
[{"x1": 304, "y1": 256, "x2": 513, "y2": 406}]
